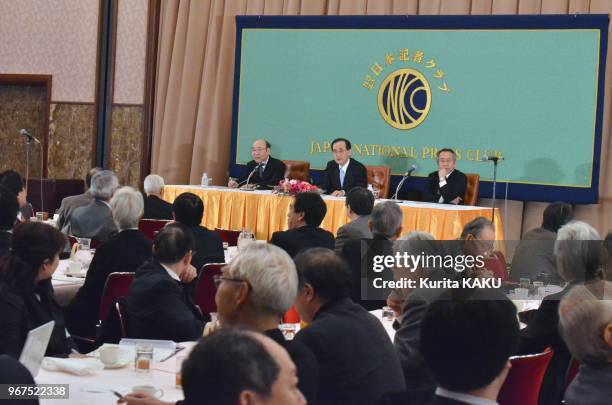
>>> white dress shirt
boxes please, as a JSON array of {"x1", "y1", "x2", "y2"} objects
[
  {"x1": 160, "y1": 263, "x2": 181, "y2": 282},
  {"x1": 438, "y1": 169, "x2": 454, "y2": 203}
]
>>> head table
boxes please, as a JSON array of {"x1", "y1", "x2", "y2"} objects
[{"x1": 163, "y1": 186, "x2": 504, "y2": 241}]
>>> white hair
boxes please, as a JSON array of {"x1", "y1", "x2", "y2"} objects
[
  {"x1": 370, "y1": 201, "x2": 403, "y2": 238},
  {"x1": 559, "y1": 281, "x2": 612, "y2": 366},
  {"x1": 144, "y1": 174, "x2": 165, "y2": 194},
  {"x1": 555, "y1": 221, "x2": 602, "y2": 282},
  {"x1": 90, "y1": 170, "x2": 119, "y2": 200},
  {"x1": 110, "y1": 186, "x2": 144, "y2": 230},
  {"x1": 225, "y1": 242, "x2": 297, "y2": 317}
]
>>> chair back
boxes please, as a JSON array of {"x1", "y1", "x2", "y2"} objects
[
  {"x1": 283, "y1": 306, "x2": 301, "y2": 323},
  {"x1": 282, "y1": 160, "x2": 311, "y2": 182},
  {"x1": 99, "y1": 272, "x2": 135, "y2": 322},
  {"x1": 214, "y1": 228, "x2": 241, "y2": 246},
  {"x1": 115, "y1": 299, "x2": 128, "y2": 339},
  {"x1": 498, "y1": 348, "x2": 554, "y2": 405},
  {"x1": 194, "y1": 263, "x2": 225, "y2": 314},
  {"x1": 366, "y1": 165, "x2": 391, "y2": 198},
  {"x1": 565, "y1": 358, "x2": 581, "y2": 388},
  {"x1": 138, "y1": 219, "x2": 171, "y2": 240},
  {"x1": 484, "y1": 251, "x2": 508, "y2": 282},
  {"x1": 463, "y1": 173, "x2": 480, "y2": 206}
]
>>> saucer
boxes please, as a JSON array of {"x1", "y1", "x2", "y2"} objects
[{"x1": 102, "y1": 358, "x2": 130, "y2": 369}]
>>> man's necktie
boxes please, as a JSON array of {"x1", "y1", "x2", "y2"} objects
[
  {"x1": 339, "y1": 167, "x2": 346, "y2": 188},
  {"x1": 258, "y1": 164, "x2": 264, "y2": 178}
]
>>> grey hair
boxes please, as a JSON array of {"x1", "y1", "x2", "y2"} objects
[
  {"x1": 90, "y1": 170, "x2": 119, "y2": 200},
  {"x1": 460, "y1": 216, "x2": 494, "y2": 239},
  {"x1": 370, "y1": 201, "x2": 403, "y2": 238},
  {"x1": 143, "y1": 174, "x2": 165, "y2": 194},
  {"x1": 559, "y1": 281, "x2": 612, "y2": 366},
  {"x1": 554, "y1": 221, "x2": 602, "y2": 282},
  {"x1": 225, "y1": 242, "x2": 298, "y2": 317},
  {"x1": 110, "y1": 186, "x2": 143, "y2": 230}
]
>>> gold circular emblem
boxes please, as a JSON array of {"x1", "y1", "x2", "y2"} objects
[{"x1": 377, "y1": 68, "x2": 432, "y2": 130}]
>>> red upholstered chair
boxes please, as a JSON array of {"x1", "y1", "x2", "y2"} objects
[
  {"x1": 138, "y1": 219, "x2": 171, "y2": 240},
  {"x1": 366, "y1": 165, "x2": 391, "y2": 199},
  {"x1": 194, "y1": 263, "x2": 225, "y2": 314},
  {"x1": 283, "y1": 306, "x2": 301, "y2": 323},
  {"x1": 498, "y1": 348, "x2": 554, "y2": 405},
  {"x1": 565, "y1": 358, "x2": 581, "y2": 389},
  {"x1": 115, "y1": 299, "x2": 129, "y2": 339},
  {"x1": 99, "y1": 272, "x2": 135, "y2": 323},
  {"x1": 215, "y1": 228, "x2": 241, "y2": 246},
  {"x1": 282, "y1": 160, "x2": 311, "y2": 182},
  {"x1": 484, "y1": 251, "x2": 508, "y2": 282}
]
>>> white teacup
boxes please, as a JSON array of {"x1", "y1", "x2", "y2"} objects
[
  {"x1": 132, "y1": 385, "x2": 163, "y2": 398},
  {"x1": 99, "y1": 346, "x2": 120, "y2": 366},
  {"x1": 67, "y1": 260, "x2": 82, "y2": 274},
  {"x1": 514, "y1": 288, "x2": 529, "y2": 299}
]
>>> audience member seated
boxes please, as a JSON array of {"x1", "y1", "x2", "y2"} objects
[
  {"x1": 172, "y1": 192, "x2": 224, "y2": 271},
  {"x1": 0, "y1": 354, "x2": 39, "y2": 405},
  {"x1": 270, "y1": 192, "x2": 334, "y2": 257},
  {"x1": 0, "y1": 222, "x2": 73, "y2": 357},
  {"x1": 560, "y1": 281, "x2": 612, "y2": 405},
  {"x1": 0, "y1": 185, "x2": 18, "y2": 257},
  {"x1": 334, "y1": 186, "x2": 374, "y2": 253},
  {"x1": 518, "y1": 221, "x2": 604, "y2": 404},
  {"x1": 118, "y1": 329, "x2": 306, "y2": 405},
  {"x1": 510, "y1": 202, "x2": 573, "y2": 285},
  {"x1": 143, "y1": 174, "x2": 173, "y2": 220},
  {"x1": 68, "y1": 170, "x2": 119, "y2": 242},
  {"x1": 420, "y1": 289, "x2": 519, "y2": 405},
  {"x1": 460, "y1": 216, "x2": 504, "y2": 280},
  {"x1": 293, "y1": 248, "x2": 405, "y2": 404},
  {"x1": 215, "y1": 242, "x2": 318, "y2": 403},
  {"x1": 0, "y1": 170, "x2": 30, "y2": 221},
  {"x1": 341, "y1": 201, "x2": 403, "y2": 310},
  {"x1": 65, "y1": 187, "x2": 152, "y2": 337},
  {"x1": 126, "y1": 223, "x2": 206, "y2": 341},
  {"x1": 56, "y1": 167, "x2": 102, "y2": 232},
  {"x1": 319, "y1": 138, "x2": 368, "y2": 196},
  {"x1": 423, "y1": 148, "x2": 467, "y2": 205},
  {"x1": 228, "y1": 139, "x2": 286, "y2": 189}
]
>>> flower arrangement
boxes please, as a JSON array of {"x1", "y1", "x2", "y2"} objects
[{"x1": 275, "y1": 179, "x2": 319, "y2": 195}]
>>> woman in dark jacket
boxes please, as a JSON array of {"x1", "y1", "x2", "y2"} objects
[{"x1": 0, "y1": 222, "x2": 73, "y2": 358}]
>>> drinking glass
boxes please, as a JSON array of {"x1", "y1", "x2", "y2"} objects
[{"x1": 134, "y1": 344, "x2": 154, "y2": 373}]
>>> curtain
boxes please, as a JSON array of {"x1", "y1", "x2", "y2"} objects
[{"x1": 151, "y1": 0, "x2": 612, "y2": 240}]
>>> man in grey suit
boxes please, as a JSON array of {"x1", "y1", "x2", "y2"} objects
[
  {"x1": 334, "y1": 186, "x2": 374, "y2": 254},
  {"x1": 67, "y1": 170, "x2": 119, "y2": 242},
  {"x1": 57, "y1": 167, "x2": 102, "y2": 232}
]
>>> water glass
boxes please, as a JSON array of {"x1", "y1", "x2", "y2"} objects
[
  {"x1": 78, "y1": 237, "x2": 91, "y2": 251},
  {"x1": 519, "y1": 278, "x2": 531, "y2": 290},
  {"x1": 382, "y1": 306, "x2": 395, "y2": 321},
  {"x1": 134, "y1": 344, "x2": 154, "y2": 373}
]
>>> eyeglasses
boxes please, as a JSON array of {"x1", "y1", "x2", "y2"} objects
[
  {"x1": 213, "y1": 274, "x2": 247, "y2": 289},
  {"x1": 251, "y1": 148, "x2": 267, "y2": 152}
]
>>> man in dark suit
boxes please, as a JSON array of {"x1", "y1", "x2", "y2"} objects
[
  {"x1": 270, "y1": 192, "x2": 334, "y2": 257},
  {"x1": 228, "y1": 139, "x2": 286, "y2": 189},
  {"x1": 65, "y1": 187, "x2": 152, "y2": 338},
  {"x1": 293, "y1": 248, "x2": 405, "y2": 404},
  {"x1": 0, "y1": 355, "x2": 39, "y2": 405},
  {"x1": 143, "y1": 174, "x2": 173, "y2": 220},
  {"x1": 68, "y1": 170, "x2": 119, "y2": 242},
  {"x1": 172, "y1": 192, "x2": 224, "y2": 270},
  {"x1": 334, "y1": 186, "x2": 374, "y2": 254},
  {"x1": 424, "y1": 148, "x2": 467, "y2": 205},
  {"x1": 0, "y1": 185, "x2": 18, "y2": 257},
  {"x1": 320, "y1": 138, "x2": 368, "y2": 196},
  {"x1": 57, "y1": 167, "x2": 102, "y2": 232},
  {"x1": 341, "y1": 201, "x2": 403, "y2": 311},
  {"x1": 420, "y1": 289, "x2": 519, "y2": 405},
  {"x1": 126, "y1": 223, "x2": 207, "y2": 341}
]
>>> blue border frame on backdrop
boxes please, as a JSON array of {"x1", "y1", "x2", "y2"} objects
[{"x1": 229, "y1": 14, "x2": 609, "y2": 204}]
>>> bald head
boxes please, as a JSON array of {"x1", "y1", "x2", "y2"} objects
[{"x1": 251, "y1": 139, "x2": 271, "y2": 163}]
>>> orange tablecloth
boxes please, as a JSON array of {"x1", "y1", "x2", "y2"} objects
[{"x1": 164, "y1": 186, "x2": 504, "y2": 241}]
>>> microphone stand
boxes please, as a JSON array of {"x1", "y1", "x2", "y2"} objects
[
  {"x1": 391, "y1": 171, "x2": 413, "y2": 201},
  {"x1": 488, "y1": 157, "x2": 501, "y2": 224},
  {"x1": 243, "y1": 164, "x2": 261, "y2": 189}
]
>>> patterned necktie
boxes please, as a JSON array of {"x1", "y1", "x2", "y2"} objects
[
  {"x1": 258, "y1": 164, "x2": 264, "y2": 178},
  {"x1": 339, "y1": 167, "x2": 346, "y2": 188}
]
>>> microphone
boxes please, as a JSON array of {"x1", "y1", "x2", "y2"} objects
[
  {"x1": 243, "y1": 163, "x2": 263, "y2": 187},
  {"x1": 392, "y1": 164, "x2": 417, "y2": 200},
  {"x1": 480, "y1": 155, "x2": 504, "y2": 162},
  {"x1": 19, "y1": 129, "x2": 41, "y2": 144}
]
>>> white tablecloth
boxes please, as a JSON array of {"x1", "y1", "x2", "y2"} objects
[{"x1": 370, "y1": 309, "x2": 396, "y2": 341}]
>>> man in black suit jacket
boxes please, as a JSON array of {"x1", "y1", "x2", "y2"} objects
[
  {"x1": 228, "y1": 139, "x2": 286, "y2": 189},
  {"x1": 420, "y1": 289, "x2": 519, "y2": 405},
  {"x1": 0, "y1": 185, "x2": 18, "y2": 257},
  {"x1": 320, "y1": 138, "x2": 368, "y2": 196},
  {"x1": 0, "y1": 355, "x2": 39, "y2": 405},
  {"x1": 293, "y1": 248, "x2": 405, "y2": 404},
  {"x1": 65, "y1": 187, "x2": 152, "y2": 338},
  {"x1": 424, "y1": 148, "x2": 467, "y2": 205},
  {"x1": 126, "y1": 224, "x2": 207, "y2": 341},
  {"x1": 143, "y1": 174, "x2": 173, "y2": 220},
  {"x1": 270, "y1": 192, "x2": 334, "y2": 257},
  {"x1": 172, "y1": 192, "x2": 224, "y2": 270}
]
